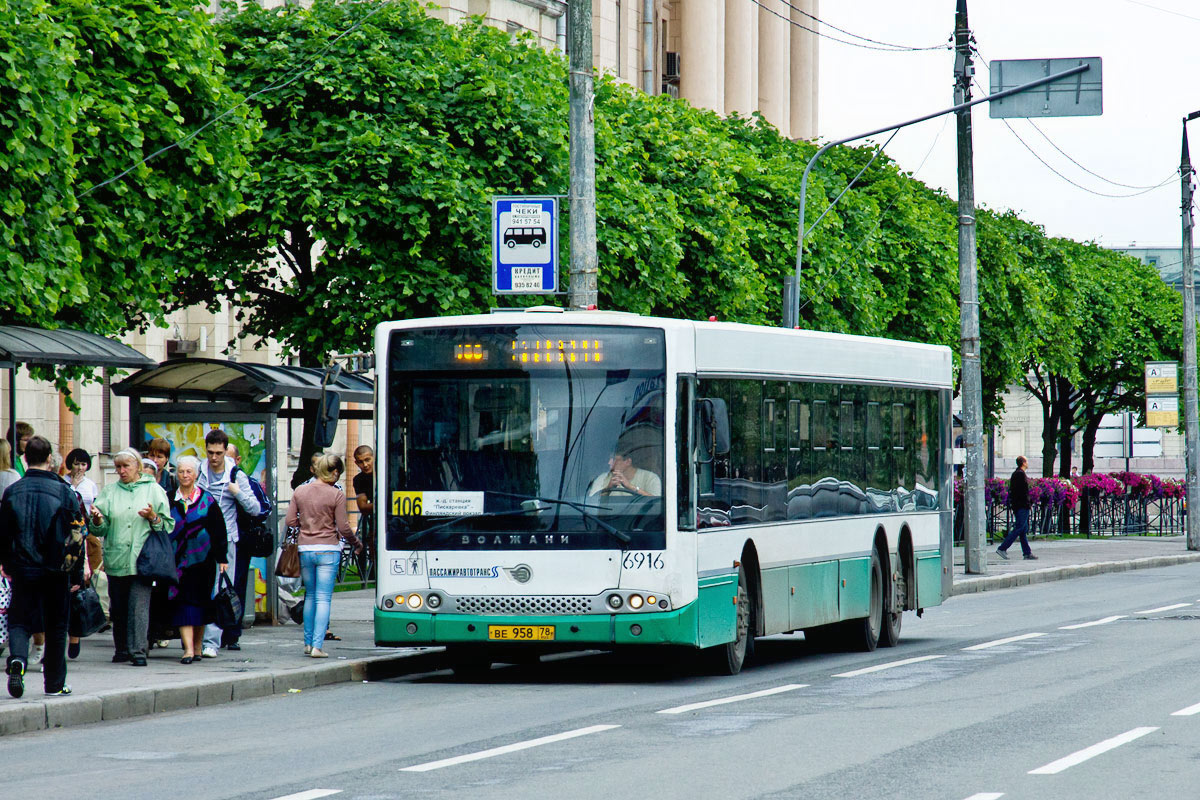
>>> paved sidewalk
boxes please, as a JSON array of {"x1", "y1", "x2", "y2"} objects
[
  {"x1": 6, "y1": 537, "x2": 1200, "y2": 736},
  {"x1": 953, "y1": 535, "x2": 1200, "y2": 594},
  {"x1": 0, "y1": 589, "x2": 441, "y2": 737}
]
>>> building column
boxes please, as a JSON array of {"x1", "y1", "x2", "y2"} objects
[
  {"x1": 757, "y1": 0, "x2": 790, "y2": 137},
  {"x1": 789, "y1": 0, "x2": 818, "y2": 140},
  {"x1": 678, "y1": 0, "x2": 724, "y2": 114},
  {"x1": 724, "y1": 0, "x2": 757, "y2": 117}
]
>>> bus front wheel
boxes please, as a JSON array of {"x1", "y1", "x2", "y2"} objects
[{"x1": 710, "y1": 564, "x2": 752, "y2": 675}]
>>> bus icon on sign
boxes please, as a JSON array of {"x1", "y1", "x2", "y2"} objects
[{"x1": 503, "y1": 227, "x2": 547, "y2": 248}]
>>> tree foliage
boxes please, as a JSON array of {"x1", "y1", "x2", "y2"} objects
[{"x1": 0, "y1": 0, "x2": 256, "y2": 341}]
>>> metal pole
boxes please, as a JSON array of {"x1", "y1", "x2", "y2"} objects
[
  {"x1": 955, "y1": 0, "x2": 986, "y2": 574},
  {"x1": 568, "y1": 0, "x2": 598, "y2": 310},
  {"x1": 783, "y1": 62, "x2": 1090, "y2": 330},
  {"x1": 1181, "y1": 114, "x2": 1200, "y2": 549}
]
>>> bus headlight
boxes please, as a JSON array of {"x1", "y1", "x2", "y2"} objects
[
  {"x1": 427, "y1": 593, "x2": 442, "y2": 609},
  {"x1": 606, "y1": 593, "x2": 624, "y2": 610},
  {"x1": 628, "y1": 594, "x2": 644, "y2": 609},
  {"x1": 408, "y1": 594, "x2": 423, "y2": 609}
]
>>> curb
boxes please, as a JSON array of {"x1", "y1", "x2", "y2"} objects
[
  {"x1": 0, "y1": 647, "x2": 446, "y2": 737},
  {"x1": 951, "y1": 553, "x2": 1200, "y2": 596}
]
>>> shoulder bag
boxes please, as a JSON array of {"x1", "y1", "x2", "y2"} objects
[
  {"x1": 136, "y1": 525, "x2": 179, "y2": 586},
  {"x1": 212, "y1": 572, "x2": 244, "y2": 630},
  {"x1": 274, "y1": 525, "x2": 301, "y2": 579},
  {"x1": 69, "y1": 585, "x2": 106, "y2": 638}
]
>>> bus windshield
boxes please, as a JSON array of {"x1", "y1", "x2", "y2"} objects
[{"x1": 385, "y1": 324, "x2": 666, "y2": 551}]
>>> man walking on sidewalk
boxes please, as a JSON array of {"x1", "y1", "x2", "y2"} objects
[
  {"x1": 997, "y1": 455, "x2": 1037, "y2": 561},
  {"x1": 0, "y1": 436, "x2": 86, "y2": 697}
]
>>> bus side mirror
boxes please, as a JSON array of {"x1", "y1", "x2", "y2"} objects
[
  {"x1": 696, "y1": 398, "x2": 730, "y2": 462},
  {"x1": 314, "y1": 390, "x2": 341, "y2": 449}
]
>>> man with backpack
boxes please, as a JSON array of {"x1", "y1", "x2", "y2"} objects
[
  {"x1": 222, "y1": 443, "x2": 272, "y2": 651},
  {"x1": 0, "y1": 436, "x2": 86, "y2": 697}
]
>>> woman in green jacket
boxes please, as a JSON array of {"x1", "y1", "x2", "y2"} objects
[{"x1": 89, "y1": 449, "x2": 171, "y2": 666}]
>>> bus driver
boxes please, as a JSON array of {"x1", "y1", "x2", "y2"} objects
[{"x1": 587, "y1": 445, "x2": 661, "y2": 498}]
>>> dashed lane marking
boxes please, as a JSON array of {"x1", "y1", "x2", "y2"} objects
[
  {"x1": 962, "y1": 632, "x2": 1047, "y2": 650},
  {"x1": 1060, "y1": 615, "x2": 1126, "y2": 630},
  {"x1": 400, "y1": 724, "x2": 621, "y2": 772},
  {"x1": 1171, "y1": 701, "x2": 1200, "y2": 716},
  {"x1": 961, "y1": 794, "x2": 1004, "y2": 800},
  {"x1": 657, "y1": 684, "x2": 809, "y2": 714},
  {"x1": 1028, "y1": 727, "x2": 1159, "y2": 775},
  {"x1": 267, "y1": 791, "x2": 342, "y2": 800},
  {"x1": 833, "y1": 655, "x2": 944, "y2": 678},
  {"x1": 1134, "y1": 603, "x2": 1192, "y2": 615}
]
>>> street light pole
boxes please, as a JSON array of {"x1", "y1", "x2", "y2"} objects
[
  {"x1": 1181, "y1": 112, "x2": 1200, "y2": 550},
  {"x1": 955, "y1": 0, "x2": 986, "y2": 574},
  {"x1": 567, "y1": 0, "x2": 598, "y2": 310}
]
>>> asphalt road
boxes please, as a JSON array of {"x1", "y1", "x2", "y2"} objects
[{"x1": 7, "y1": 564, "x2": 1200, "y2": 800}]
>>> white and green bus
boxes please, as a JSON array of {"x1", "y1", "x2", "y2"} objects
[{"x1": 373, "y1": 309, "x2": 953, "y2": 674}]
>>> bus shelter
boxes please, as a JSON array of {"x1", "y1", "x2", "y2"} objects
[
  {"x1": 0, "y1": 324, "x2": 156, "y2": 445},
  {"x1": 111, "y1": 358, "x2": 373, "y2": 622}
]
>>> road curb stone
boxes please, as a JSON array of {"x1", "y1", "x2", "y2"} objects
[{"x1": 952, "y1": 552, "x2": 1200, "y2": 595}]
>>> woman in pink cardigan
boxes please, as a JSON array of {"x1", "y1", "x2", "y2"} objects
[{"x1": 286, "y1": 454, "x2": 361, "y2": 658}]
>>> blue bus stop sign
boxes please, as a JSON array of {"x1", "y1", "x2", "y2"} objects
[{"x1": 492, "y1": 196, "x2": 557, "y2": 294}]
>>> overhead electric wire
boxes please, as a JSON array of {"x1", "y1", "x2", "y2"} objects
[
  {"x1": 749, "y1": 0, "x2": 950, "y2": 53},
  {"x1": 798, "y1": 115, "x2": 951, "y2": 314},
  {"x1": 773, "y1": 0, "x2": 950, "y2": 52},
  {"x1": 1120, "y1": 0, "x2": 1200, "y2": 22},
  {"x1": 79, "y1": 2, "x2": 389, "y2": 199},
  {"x1": 1025, "y1": 121, "x2": 1166, "y2": 190}
]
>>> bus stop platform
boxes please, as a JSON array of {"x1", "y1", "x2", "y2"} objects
[
  {"x1": 953, "y1": 535, "x2": 1200, "y2": 594},
  {"x1": 7, "y1": 537, "x2": 1200, "y2": 737},
  {"x1": 0, "y1": 589, "x2": 441, "y2": 737}
]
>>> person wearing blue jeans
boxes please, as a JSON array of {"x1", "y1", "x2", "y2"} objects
[
  {"x1": 997, "y1": 455, "x2": 1037, "y2": 560},
  {"x1": 285, "y1": 454, "x2": 361, "y2": 658},
  {"x1": 299, "y1": 551, "x2": 339, "y2": 652}
]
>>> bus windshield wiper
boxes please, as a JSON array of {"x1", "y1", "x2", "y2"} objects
[
  {"x1": 404, "y1": 509, "x2": 529, "y2": 544},
  {"x1": 492, "y1": 491, "x2": 631, "y2": 545}
]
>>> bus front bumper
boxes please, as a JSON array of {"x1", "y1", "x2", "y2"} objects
[{"x1": 375, "y1": 602, "x2": 700, "y2": 648}]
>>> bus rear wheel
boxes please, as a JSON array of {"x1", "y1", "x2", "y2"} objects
[
  {"x1": 709, "y1": 564, "x2": 752, "y2": 675},
  {"x1": 880, "y1": 599, "x2": 903, "y2": 647}
]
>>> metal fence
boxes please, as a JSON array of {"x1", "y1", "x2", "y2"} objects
[{"x1": 956, "y1": 491, "x2": 1186, "y2": 541}]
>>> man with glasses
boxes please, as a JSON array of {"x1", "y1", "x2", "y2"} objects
[{"x1": 197, "y1": 430, "x2": 260, "y2": 659}]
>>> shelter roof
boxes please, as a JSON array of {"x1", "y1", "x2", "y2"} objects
[
  {"x1": 111, "y1": 358, "x2": 373, "y2": 404},
  {"x1": 0, "y1": 325, "x2": 156, "y2": 369}
]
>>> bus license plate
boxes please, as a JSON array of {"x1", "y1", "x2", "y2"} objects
[{"x1": 488, "y1": 625, "x2": 555, "y2": 641}]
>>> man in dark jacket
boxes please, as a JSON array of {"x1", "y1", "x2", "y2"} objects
[
  {"x1": 0, "y1": 436, "x2": 86, "y2": 697},
  {"x1": 996, "y1": 455, "x2": 1037, "y2": 560}
]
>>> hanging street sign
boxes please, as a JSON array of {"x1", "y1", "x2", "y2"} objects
[
  {"x1": 988, "y1": 57, "x2": 1102, "y2": 118},
  {"x1": 492, "y1": 196, "x2": 558, "y2": 294},
  {"x1": 1145, "y1": 360, "x2": 1179, "y2": 394}
]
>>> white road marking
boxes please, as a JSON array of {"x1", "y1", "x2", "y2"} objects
[
  {"x1": 1171, "y1": 701, "x2": 1200, "y2": 716},
  {"x1": 961, "y1": 794, "x2": 1004, "y2": 800},
  {"x1": 1060, "y1": 615, "x2": 1126, "y2": 630},
  {"x1": 1028, "y1": 727, "x2": 1159, "y2": 775},
  {"x1": 1134, "y1": 603, "x2": 1191, "y2": 615},
  {"x1": 267, "y1": 791, "x2": 342, "y2": 800},
  {"x1": 962, "y1": 632, "x2": 1047, "y2": 650},
  {"x1": 833, "y1": 655, "x2": 944, "y2": 678},
  {"x1": 400, "y1": 724, "x2": 621, "y2": 772},
  {"x1": 657, "y1": 684, "x2": 809, "y2": 714}
]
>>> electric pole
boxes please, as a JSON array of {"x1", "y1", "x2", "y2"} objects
[
  {"x1": 1181, "y1": 114, "x2": 1200, "y2": 549},
  {"x1": 955, "y1": 0, "x2": 986, "y2": 574},
  {"x1": 567, "y1": 0, "x2": 598, "y2": 310}
]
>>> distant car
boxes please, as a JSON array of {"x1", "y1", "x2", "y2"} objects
[{"x1": 503, "y1": 226, "x2": 547, "y2": 248}]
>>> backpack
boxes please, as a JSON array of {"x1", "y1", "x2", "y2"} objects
[
  {"x1": 59, "y1": 491, "x2": 87, "y2": 573},
  {"x1": 233, "y1": 466, "x2": 274, "y2": 558}
]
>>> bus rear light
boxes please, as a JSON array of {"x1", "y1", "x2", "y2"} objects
[{"x1": 395, "y1": 594, "x2": 406, "y2": 606}]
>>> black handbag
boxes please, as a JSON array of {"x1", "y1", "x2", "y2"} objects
[
  {"x1": 212, "y1": 572, "x2": 243, "y2": 630},
  {"x1": 135, "y1": 526, "x2": 178, "y2": 586},
  {"x1": 69, "y1": 586, "x2": 106, "y2": 638},
  {"x1": 242, "y1": 522, "x2": 274, "y2": 558}
]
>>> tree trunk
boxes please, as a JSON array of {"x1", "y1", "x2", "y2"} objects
[
  {"x1": 1040, "y1": 381, "x2": 1061, "y2": 477},
  {"x1": 1056, "y1": 379, "x2": 1074, "y2": 478},
  {"x1": 1081, "y1": 414, "x2": 1103, "y2": 475}
]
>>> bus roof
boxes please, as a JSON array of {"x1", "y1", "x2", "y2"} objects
[{"x1": 375, "y1": 311, "x2": 953, "y2": 390}]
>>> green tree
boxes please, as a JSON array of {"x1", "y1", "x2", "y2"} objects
[{"x1": 0, "y1": 0, "x2": 256, "y2": 343}]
